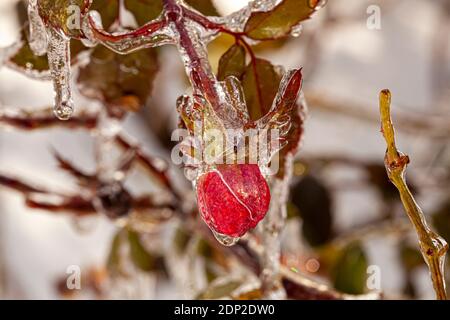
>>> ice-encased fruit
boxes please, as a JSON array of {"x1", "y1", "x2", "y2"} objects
[{"x1": 196, "y1": 164, "x2": 271, "y2": 237}]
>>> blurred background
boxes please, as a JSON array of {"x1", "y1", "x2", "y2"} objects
[{"x1": 0, "y1": 0, "x2": 449, "y2": 299}]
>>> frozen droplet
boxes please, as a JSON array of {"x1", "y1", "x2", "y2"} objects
[
  {"x1": 290, "y1": 24, "x2": 303, "y2": 37},
  {"x1": 212, "y1": 230, "x2": 240, "y2": 246},
  {"x1": 28, "y1": 0, "x2": 48, "y2": 56},
  {"x1": 47, "y1": 28, "x2": 74, "y2": 120}
]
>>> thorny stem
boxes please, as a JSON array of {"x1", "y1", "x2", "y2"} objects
[{"x1": 379, "y1": 89, "x2": 448, "y2": 300}]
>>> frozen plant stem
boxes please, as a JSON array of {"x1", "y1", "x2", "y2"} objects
[{"x1": 379, "y1": 89, "x2": 448, "y2": 300}]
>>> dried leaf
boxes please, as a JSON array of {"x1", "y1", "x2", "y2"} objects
[
  {"x1": 242, "y1": 58, "x2": 281, "y2": 120},
  {"x1": 217, "y1": 43, "x2": 246, "y2": 81},
  {"x1": 185, "y1": 0, "x2": 219, "y2": 16},
  {"x1": 37, "y1": 0, "x2": 91, "y2": 37},
  {"x1": 244, "y1": 0, "x2": 320, "y2": 40},
  {"x1": 331, "y1": 242, "x2": 368, "y2": 295},
  {"x1": 291, "y1": 175, "x2": 333, "y2": 246},
  {"x1": 77, "y1": 46, "x2": 159, "y2": 110},
  {"x1": 123, "y1": 0, "x2": 163, "y2": 26}
]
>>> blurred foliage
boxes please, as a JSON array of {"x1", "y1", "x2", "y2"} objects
[
  {"x1": 290, "y1": 175, "x2": 333, "y2": 247},
  {"x1": 331, "y1": 242, "x2": 368, "y2": 295}
]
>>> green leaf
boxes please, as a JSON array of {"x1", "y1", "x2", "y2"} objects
[
  {"x1": 9, "y1": 29, "x2": 49, "y2": 73},
  {"x1": 38, "y1": 0, "x2": 91, "y2": 37},
  {"x1": 90, "y1": 0, "x2": 120, "y2": 30},
  {"x1": 185, "y1": 0, "x2": 219, "y2": 16},
  {"x1": 124, "y1": 0, "x2": 163, "y2": 26},
  {"x1": 77, "y1": 46, "x2": 159, "y2": 110},
  {"x1": 127, "y1": 230, "x2": 156, "y2": 271},
  {"x1": 291, "y1": 175, "x2": 333, "y2": 246},
  {"x1": 242, "y1": 58, "x2": 281, "y2": 120},
  {"x1": 331, "y1": 242, "x2": 368, "y2": 295},
  {"x1": 217, "y1": 43, "x2": 246, "y2": 81},
  {"x1": 244, "y1": 0, "x2": 320, "y2": 40}
]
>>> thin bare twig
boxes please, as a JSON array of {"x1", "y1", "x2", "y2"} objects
[{"x1": 379, "y1": 89, "x2": 448, "y2": 300}]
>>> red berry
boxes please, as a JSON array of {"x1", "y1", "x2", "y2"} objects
[{"x1": 196, "y1": 164, "x2": 271, "y2": 237}]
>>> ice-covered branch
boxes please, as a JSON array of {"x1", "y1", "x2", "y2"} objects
[{"x1": 379, "y1": 89, "x2": 448, "y2": 300}]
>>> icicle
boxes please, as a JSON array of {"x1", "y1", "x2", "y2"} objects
[
  {"x1": 27, "y1": 0, "x2": 48, "y2": 56},
  {"x1": 46, "y1": 28, "x2": 74, "y2": 120}
]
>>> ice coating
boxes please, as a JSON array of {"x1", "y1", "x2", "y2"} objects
[
  {"x1": 27, "y1": 0, "x2": 48, "y2": 56},
  {"x1": 46, "y1": 28, "x2": 73, "y2": 120}
]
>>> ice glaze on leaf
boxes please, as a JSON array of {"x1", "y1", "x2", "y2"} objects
[
  {"x1": 244, "y1": 0, "x2": 321, "y2": 40},
  {"x1": 242, "y1": 58, "x2": 281, "y2": 120},
  {"x1": 37, "y1": 0, "x2": 92, "y2": 37},
  {"x1": 331, "y1": 242, "x2": 368, "y2": 295},
  {"x1": 123, "y1": 0, "x2": 163, "y2": 26},
  {"x1": 185, "y1": 0, "x2": 219, "y2": 16},
  {"x1": 77, "y1": 46, "x2": 159, "y2": 110},
  {"x1": 9, "y1": 28, "x2": 49, "y2": 73},
  {"x1": 217, "y1": 43, "x2": 246, "y2": 81},
  {"x1": 90, "y1": 0, "x2": 120, "y2": 30}
]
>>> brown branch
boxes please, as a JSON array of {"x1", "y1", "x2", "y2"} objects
[
  {"x1": 306, "y1": 90, "x2": 450, "y2": 139},
  {"x1": 379, "y1": 89, "x2": 448, "y2": 300}
]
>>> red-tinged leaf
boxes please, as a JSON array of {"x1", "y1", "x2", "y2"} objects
[
  {"x1": 217, "y1": 43, "x2": 246, "y2": 81},
  {"x1": 124, "y1": 0, "x2": 163, "y2": 26},
  {"x1": 244, "y1": 0, "x2": 322, "y2": 40},
  {"x1": 77, "y1": 45, "x2": 159, "y2": 110},
  {"x1": 276, "y1": 70, "x2": 304, "y2": 177},
  {"x1": 242, "y1": 58, "x2": 282, "y2": 120},
  {"x1": 185, "y1": 0, "x2": 219, "y2": 16},
  {"x1": 38, "y1": 0, "x2": 92, "y2": 37},
  {"x1": 90, "y1": 0, "x2": 120, "y2": 30},
  {"x1": 276, "y1": 103, "x2": 304, "y2": 178}
]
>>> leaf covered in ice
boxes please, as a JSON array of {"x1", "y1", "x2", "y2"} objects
[
  {"x1": 217, "y1": 43, "x2": 246, "y2": 81},
  {"x1": 9, "y1": 28, "x2": 49, "y2": 74},
  {"x1": 37, "y1": 0, "x2": 91, "y2": 37},
  {"x1": 244, "y1": 0, "x2": 321, "y2": 40},
  {"x1": 242, "y1": 58, "x2": 282, "y2": 120},
  {"x1": 77, "y1": 46, "x2": 159, "y2": 111}
]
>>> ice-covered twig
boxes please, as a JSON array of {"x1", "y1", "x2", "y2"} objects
[{"x1": 379, "y1": 89, "x2": 448, "y2": 300}]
